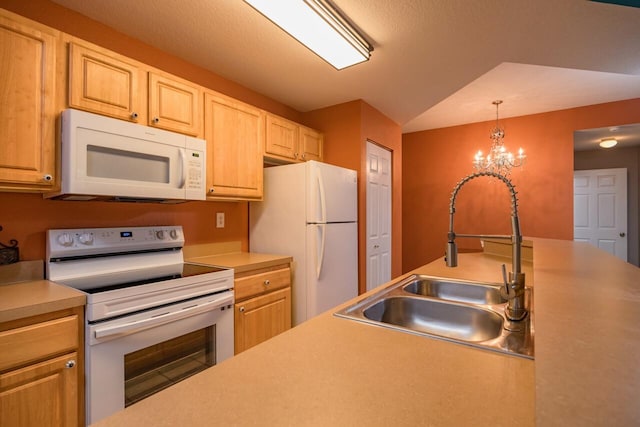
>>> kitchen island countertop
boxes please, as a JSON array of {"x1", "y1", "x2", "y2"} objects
[{"x1": 92, "y1": 238, "x2": 639, "y2": 426}]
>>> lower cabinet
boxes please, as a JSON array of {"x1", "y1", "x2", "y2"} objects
[
  {"x1": 0, "y1": 352, "x2": 78, "y2": 427},
  {"x1": 234, "y1": 265, "x2": 292, "y2": 354},
  {"x1": 0, "y1": 307, "x2": 84, "y2": 427}
]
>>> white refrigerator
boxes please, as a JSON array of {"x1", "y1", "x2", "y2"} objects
[{"x1": 250, "y1": 160, "x2": 358, "y2": 326}]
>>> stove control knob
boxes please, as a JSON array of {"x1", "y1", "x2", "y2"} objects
[
  {"x1": 78, "y1": 233, "x2": 94, "y2": 245},
  {"x1": 156, "y1": 230, "x2": 165, "y2": 240},
  {"x1": 57, "y1": 233, "x2": 74, "y2": 247},
  {"x1": 169, "y1": 229, "x2": 178, "y2": 240}
]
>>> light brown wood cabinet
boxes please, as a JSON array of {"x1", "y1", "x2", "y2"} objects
[
  {"x1": 68, "y1": 40, "x2": 202, "y2": 136},
  {"x1": 234, "y1": 265, "x2": 292, "y2": 354},
  {"x1": 299, "y1": 125, "x2": 324, "y2": 162},
  {"x1": 0, "y1": 9, "x2": 59, "y2": 191},
  {"x1": 0, "y1": 307, "x2": 84, "y2": 427},
  {"x1": 148, "y1": 71, "x2": 201, "y2": 135},
  {"x1": 264, "y1": 113, "x2": 323, "y2": 163},
  {"x1": 204, "y1": 91, "x2": 264, "y2": 200},
  {"x1": 68, "y1": 41, "x2": 146, "y2": 124}
]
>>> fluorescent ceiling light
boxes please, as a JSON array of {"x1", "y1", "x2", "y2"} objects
[
  {"x1": 599, "y1": 138, "x2": 618, "y2": 148},
  {"x1": 244, "y1": 0, "x2": 372, "y2": 70}
]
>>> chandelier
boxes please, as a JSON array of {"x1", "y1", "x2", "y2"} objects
[{"x1": 473, "y1": 100, "x2": 525, "y2": 175}]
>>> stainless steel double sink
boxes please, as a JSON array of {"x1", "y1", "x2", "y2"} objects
[{"x1": 334, "y1": 275, "x2": 534, "y2": 359}]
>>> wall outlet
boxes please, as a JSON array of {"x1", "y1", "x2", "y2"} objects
[{"x1": 216, "y1": 212, "x2": 225, "y2": 228}]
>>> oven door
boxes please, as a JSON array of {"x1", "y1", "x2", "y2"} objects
[{"x1": 86, "y1": 291, "x2": 233, "y2": 424}]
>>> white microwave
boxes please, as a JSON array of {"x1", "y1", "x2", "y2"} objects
[{"x1": 47, "y1": 109, "x2": 206, "y2": 202}]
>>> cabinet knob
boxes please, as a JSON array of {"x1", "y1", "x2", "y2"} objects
[
  {"x1": 43, "y1": 174, "x2": 53, "y2": 182},
  {"x1": 153, "y1": 117, "x2": 160, "y2": 123},
  {"x1": 209, "y1": 188, "x2": 215, "y2": 193},
  {"x1": 130, "y1": 112, "x2": 139, "y2": 120},
  {"x1": 620, "y1": 232, "x2": 626, "y2": 237},
  {"x1": 264, "y1": 279, "x2": 270, "y2": 286},
  {"x1": 239, "y1": 306, "x2": 245, "y2": 313},
  {"x1": 65, "y1": 360, "x2": 76, "y2": 369}
]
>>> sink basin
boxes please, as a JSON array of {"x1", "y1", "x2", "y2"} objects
[
  {"x1": 334, "y1": 274, "x2": 534, "y2": 359},
  {"x1": 363, "y1": 296, "x2": 503, "y2": 342},
  {"x1": 403, "y1": 276, "x2": 507, "y2": 305}
]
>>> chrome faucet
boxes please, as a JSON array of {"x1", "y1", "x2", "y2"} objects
[{"x1": 445, "y1": 171, "x2": 527, "y2": 321}]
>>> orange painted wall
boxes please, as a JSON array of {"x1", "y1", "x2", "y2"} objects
[
  {"x1": 304, "y1": 100, "x2": 402, "y2": 293},
  {"x1": 402, "y1": 98, "x2": 640, "y2": 272},
  {"x1": 0, "y1": 193, "x2": 248, "y2": 261},
  {"x1": 0, "y1": 0, "x2": 303, "y2": 261}
]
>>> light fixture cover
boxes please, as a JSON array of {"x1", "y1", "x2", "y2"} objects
[
  {"x1": 244, "y1": 0, "x2": 371, "y2": 70},
  {"x1": 599, "y1": 138, "x2": 618, "y2": 148}
]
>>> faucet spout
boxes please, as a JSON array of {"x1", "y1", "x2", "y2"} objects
[{"x1": 445, "y1": 171, "x2": 527, "y2": 321}]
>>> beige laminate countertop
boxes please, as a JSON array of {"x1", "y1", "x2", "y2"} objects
[
  {"x1": 0, "y1": 280, "x2": 86, "y2": 323},
  {"x1": 93, "y1": 238, "x2": 639, "y2": 426},
  {"x1": 186, "y1": 252, "x2": 292, "y2": 274}
]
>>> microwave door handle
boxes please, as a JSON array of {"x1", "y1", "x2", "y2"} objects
[
  {"x1": 178, "y1": 148, "x2": 186, "y2": 189},
  {"x1": 93, "y1": 293, "x2": 232, "y2": 339}
]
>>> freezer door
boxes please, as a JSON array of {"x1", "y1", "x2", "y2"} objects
[
  {"x1": 305, "y1": 222, "x2": 358, "y2": 320},
  {"x1": 306, "y1": 161, "x2": 357, "y2": 223}
]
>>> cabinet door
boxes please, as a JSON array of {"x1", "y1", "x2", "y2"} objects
[
  {"x1": 148, "y1": 72, "x2": 202, "y2": 136},
  {"x1": 265, "y1": 114, "x2": 299, "y2": 162},
  {"x1": 0, "y1": 352, "x2": 78, "y2": 427},
  {"x1": 235, "y1": 287, "x2": 291, "y2": 354},
  {"x1": 299, "y1": 125, "x2": 323, "y2": 162},
  {"x1": 0, "y1": 11, "x2": 58, "y2": 190},
  {"x1": 204, "y1": 92, "x2": 264, "y2": 200},
  {"x1": 68, "y1": 42, "x2": 146, "y2": 123}
]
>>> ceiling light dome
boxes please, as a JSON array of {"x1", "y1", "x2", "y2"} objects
[{"x1": 599, "y1": 138, "x2": 618, "y2": 148}]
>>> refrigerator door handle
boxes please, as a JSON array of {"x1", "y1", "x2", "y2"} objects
[
  {"x1": 316, "y1": 165, "x2": 327, "y2": 223},
  {"x1": 316, "y1": 224, "x2": 326, "y2": 279}
]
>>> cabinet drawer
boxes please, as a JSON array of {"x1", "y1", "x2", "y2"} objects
[
  {"x1": 235, "y1": 268, "x2": 290, "y2": 301},
  {"x1": 0, "y1": 315, "x2": 78, "y2": 372}
]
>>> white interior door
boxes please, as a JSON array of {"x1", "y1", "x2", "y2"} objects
[
  {"x1": 366, "y1": 141, "x2": 392, "y2": 292},
  {"x1": 574, "y1": 168, "x2": 627, "y2": 261}
]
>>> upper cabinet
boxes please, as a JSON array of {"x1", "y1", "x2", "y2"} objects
[
  {"x1": 67, "y1": 40, "x2": 202, "y2": 136},
  {"x1": 204, "y1": 92, "x2": 264, "y2": 200},
  {"x1": 264, "y1": 113, "x2": 323, "y2": 163},
  {"x1": 68, "y1": 42, "x2": 146, "y2": 123},
  {"x1": 299, "y1": 125, "x2": 323, "y2": 162},
  {"x1": 0, "y1": 10, "x2": 59, "y2": 191},
  {"x1": 265, "y1": 114, "x2": 298, "y2": 162},
  {"x1": 148, "y1": 72, "x2": 201, "y2": 136}
]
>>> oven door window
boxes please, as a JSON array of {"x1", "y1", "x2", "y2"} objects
[{"x1": 124, "y1": 326, "x2": 215, "y2": 406}]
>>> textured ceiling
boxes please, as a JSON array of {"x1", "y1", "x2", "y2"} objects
[{"x1": 51, "y1": 0, "x2": 640, "y2": 139}]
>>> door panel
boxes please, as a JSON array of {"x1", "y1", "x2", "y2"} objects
[
  {"x1": 574, "y1": 168, "x2": 627, "y2": 261},
  {"x1": 366, "y1": 141, "x2": 392, "y2": 291}
]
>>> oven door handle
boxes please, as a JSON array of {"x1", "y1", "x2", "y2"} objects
[{"x1": 93, "y1": 293, "x2": 233, "y2": 339}]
